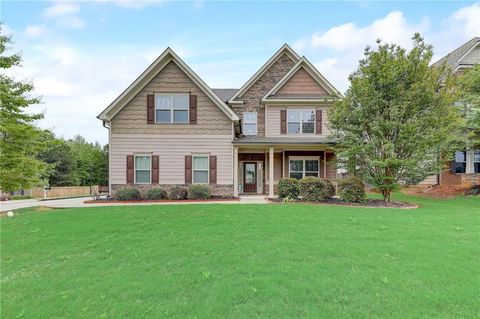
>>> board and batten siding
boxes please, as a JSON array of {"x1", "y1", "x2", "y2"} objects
[
  {"x1": 265, "y1": 105, "x2": 332, "y2": 137},
  {"x1": 110, "y1": 134, "x2": 233, "y2": 185},
  {"x1": 110, "y1": 61, "x2": 232, "y2": 135}
]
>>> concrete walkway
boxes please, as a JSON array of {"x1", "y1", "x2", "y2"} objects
[{"x1": 1, "y1": 194, "x2": 268, "y2": 212}]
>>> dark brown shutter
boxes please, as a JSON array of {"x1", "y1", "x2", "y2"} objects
[
  {"x1": 189, "y1": 94, "x2": 197, "y2": 124},
  {"x1": 152, "y1": 155, "x2": 159, "y2": 184},
  {"x1": 185, "y1": 155, "x2": 192, "y2": 184},
  {"x1": 280, "y1": 110, "x2": 287, "y2": 134},
  {"x1": 147, "y1": 94, "x2": 155, "y2": 124},
  {"x1": 316, "y1": 109, "x2": 322, "y2": 134},
  {"x1": 126, "y1": 155, "x2": 134, "y2": 184},
  {"x1": 209, "y1": 155, "x2": 217, "y2": 185}
]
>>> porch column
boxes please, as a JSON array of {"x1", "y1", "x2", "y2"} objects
[
  {"x1": 269, "y1": 146, "x2": 274, "y2": 198},
  {"x1": 323, "y1": 151, "x2": 327, "y2": 180},
  {"x1": 233, "y1": 147, "x2": 239, "y2": 197}
]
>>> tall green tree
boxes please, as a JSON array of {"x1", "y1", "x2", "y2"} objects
[
  {"x1": 0, "y1": 26, "x2": 46, "y2": 191},
  {"x1": 329, "y1": 34, "x2": 462, "y2": 202},
  {"x1": 457, "y1": 65, "x2": 480, "y2": 148}
]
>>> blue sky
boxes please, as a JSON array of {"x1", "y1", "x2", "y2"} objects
[{"x1": 2, "y1": 1, "x2": 479, "y2": 144}]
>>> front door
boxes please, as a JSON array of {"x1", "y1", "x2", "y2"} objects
[{"x1": 244, "y1": 162, "x2": 257, "y2": 193}]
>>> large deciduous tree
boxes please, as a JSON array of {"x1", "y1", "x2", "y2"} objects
[
  {"x1": 457, "y1": 65, "x2": 480, "y2": 148},
  {"x1": 329, "y1": 34, "x2": 462, "y2": 202},
  {"x1": 0, "y1": 26, "x2": 46, "y2": 192}
]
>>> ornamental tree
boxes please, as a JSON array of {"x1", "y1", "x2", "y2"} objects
[{"x1": 329, "y1": 34, "x2": 462, "y2": 202}]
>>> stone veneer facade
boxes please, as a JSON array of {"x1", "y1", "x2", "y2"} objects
[
  {"x1": 112, "y1": 184, "x2": 234, "y2": 197},
  {"x1": 231, "y1": 53, "x2": 296, "y2": 136}
]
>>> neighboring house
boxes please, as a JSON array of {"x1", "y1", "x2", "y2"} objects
[
  {"x1": 422, "y1": 37, "x2": 480, "y2": 186},
  {"x1": 98, "y1": 44, "x2": 342, "y2": 197}
]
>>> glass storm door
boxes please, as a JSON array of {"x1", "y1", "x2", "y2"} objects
[{"x1": 244, "y1": 162, "x2": 257, "y2": 193}]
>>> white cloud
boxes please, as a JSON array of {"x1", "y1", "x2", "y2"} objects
[
  {"x1": 25, "y1": 25, "x2": 46, "y2": 37},
  {"x1": 91, "y1": 0, "x2": 169, "y2": 9},
  {"x1": 42, "y1": 1, "x2": 85, "y2": 29},
  {"x1": 295, "y1": 4, "x2": 479, "y2": 93},
  {"x1": 43, "y1": 2, "x2": 80, "y2": 18}
]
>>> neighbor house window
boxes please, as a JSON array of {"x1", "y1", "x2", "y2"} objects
[
  {"x1": 135, "y1": 155, "x2": 151, "y2": 184},
  {"x1": 287, "y1": 110, "x2": 315, "y2": 134},
  {"x1": 474, "y1": 150, "x2": 480, "y2": 173},
  {"x1": 453, "y1": 151, "x2": 467, "y2": 174},
  {"x1": 289, "y1": 157, "x2": 319, "y2": 179},
  {"x1": 155, "y1": 93, "x2": 189, "y2": 123},
  {"x1": 193, "y1": 155, "x2": 209, "y2": 184},
  {"x1": 243, "y1": 112, "x2": 257, "y2": 136}
]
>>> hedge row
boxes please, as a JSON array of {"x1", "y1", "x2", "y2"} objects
[
  {"x1": 115, "y1": 185, "x2": 211, "y2": 201},
  {"x1": 277, "y1": 176, "x2": 365, "y2": 202}
]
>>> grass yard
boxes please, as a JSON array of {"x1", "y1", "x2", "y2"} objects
[{"x1": 1, "y1": 194, "x2": 479, "y2": 318}]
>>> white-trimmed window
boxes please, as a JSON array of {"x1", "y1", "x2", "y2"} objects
[
  {"x1": 474, "y1": 150, "x2": 480, "y2": 173},
  {"x1": 243, "y1": 112, "x2": 257, "y2": 136},
  {"x1": 193, "y1": 155, "x2": 209, "y2": 184},
  {"x1": 289, "y1": 157, "x2": 319, "y2": 179},
  {"x1": 453, "y1": 151, "x2": 467, "y2": 174},
  {"x1": 155, "y1": 93, "x2": 189, "y2": 123},
  {"x1": 135, "y1": 155, "x2": 151, "y2": 184},
  {"x1": 287, "y1": 110, "x2": 315, "y2": 134}
]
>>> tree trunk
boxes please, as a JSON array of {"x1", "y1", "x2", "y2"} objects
[{"x1": 382, "y1": 189, "x2": 391, "y2": 202}]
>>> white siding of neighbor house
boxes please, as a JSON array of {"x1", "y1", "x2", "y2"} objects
[
  {"x1": 110, "y1": 134, "x2": 233, "y2": 185},
  {"x1": 265, "y1": 104, "x2": 332, "y2": 137},
  {"x1": 461, "y1": 45, "x2": 480, "y2": 65},
  {"x1": 419, "y1": 175, "x2": 438, "y2": 185}
]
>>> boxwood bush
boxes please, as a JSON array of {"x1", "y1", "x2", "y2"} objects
[
  {"x1": 145, "y1": 188, "x2": 168, "y2": 200},
  {"x1": 188, "y1": 184, "x2": 212, "y2": 200},
  {"x1": 115, "y1": 188, "x2": 142, "y2": 201},
  {"x1": 324, "y1": 180, "x2": 336, "y2": 198},
  {"x1": 278, "y1": 178, "x2": 300, "y2": 199},
  {"x1": 168, "y1": 186, "x2": 188, "y2": 200},
  {"x1": 337, "y1": 177, "x2": 366, "y2": 202},
  {"x1": 299, "y1": 176, "x2": 325, "y2": 201}
]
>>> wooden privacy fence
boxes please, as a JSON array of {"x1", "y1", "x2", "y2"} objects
[{"x1": 30, "y1": 186, "x2": 98, "y2": 199}]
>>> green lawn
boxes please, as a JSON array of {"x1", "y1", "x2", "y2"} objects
[{"x1": 1, "y1": 194, "x2": 479, "y2": 318}]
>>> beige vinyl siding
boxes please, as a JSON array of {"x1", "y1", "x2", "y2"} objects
[
  {"x1": 325, "y1": 152, "x2": 336, "y2": 181},
  {"x1": 111, "y1": 61, "x2": 232, "y2": 135},
  {"x1": 461, "y1": 45, "x2": 480, "y2": 65},
  {"x1": 110, "y1": 134, "x2": 233, "y2": 185},
  {"x1": 419, "y1": 175, "x2": 438, "y2": 185},
  {"x1": 275, "y1": 68, "x2": 328, "y2": 96},
  {"x1": 265, "y1": 104, "x2": 332, "y2": 137}
]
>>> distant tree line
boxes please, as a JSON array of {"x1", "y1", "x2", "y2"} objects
[{"x1": 0, "y1": 25, "x2": 107, "y2": 192}]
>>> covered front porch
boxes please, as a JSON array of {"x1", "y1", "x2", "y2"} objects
[{"x1": 233, "y1": 138, "x2": 336, "y2": 198}]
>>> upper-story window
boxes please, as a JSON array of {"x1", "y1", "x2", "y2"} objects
[
  {"x1": 243, "y1": 112, "x2": 257, "y2": 136},
  {"x1": 288, "y1": 110, "x2": 315, "y2": 134},
  {"x1": 155, "y1": 93, "x2": 189, "y2": 123}
]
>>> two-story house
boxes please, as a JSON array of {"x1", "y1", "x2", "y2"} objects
[
  {"x1": 421, "y1": 37, "x2": 480, "y2": 187},
  {"x1": 98, "y1": 44, "x2": 341, "y2": 197}
]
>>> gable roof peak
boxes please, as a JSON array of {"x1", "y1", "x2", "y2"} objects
[
  {"x1": 98, "y1": 46, "x2": 239, "y2": 122},
  {"x1": 228, "y1": 44, "x2": 301, "y2": 102}
]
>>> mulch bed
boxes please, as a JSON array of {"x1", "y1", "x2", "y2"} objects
[
  {"x1": 84, "y1": 196, "x2": 239, "y2": 204},
  {"x1": 269, "y1": 197, "x2": 418, "y2": 209}
]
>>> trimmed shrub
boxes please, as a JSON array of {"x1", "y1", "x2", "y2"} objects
[
  {"x1": 145, "y1": 188, "x2": 167, "y2": 200},
  {"x1": 324, "y1": 180, "x2": 335, "y2": 198},
  {"x1": 299, "y1": 176, "x2": 325, "y2": 201},
  {"x1": 337, "y1": 177, "x2": 366, "y2": 202},
  {"x1": 188, "y1": 184, "x2": 212, "y2": 200},
  {"x1": 12, "y1": 195, "x2": 33, "y2": 200},
  {"x1": 115, "y1": 188, "x2": 142, "y2": 201},
  {"x1": 278, "y1": 178, "x2": 300, "y2": 199},
  {"x1": 169, "y1": 186, "x2": 188, "y2": 200}
]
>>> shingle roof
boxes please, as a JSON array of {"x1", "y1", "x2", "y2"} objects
[
  {"x1": 432, "y1": 37, "x2": 480, "y2": 69},
  {"x1": 212, "y1": 89, "x2": 238, "y2": 102},
  {"x1": 232, "y1": 136, "x2": 337, "y2": 145}
]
